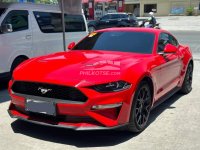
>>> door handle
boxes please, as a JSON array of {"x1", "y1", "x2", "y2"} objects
[{"x1": 26, "y1": 35, "x2": 32, "y2": 40}]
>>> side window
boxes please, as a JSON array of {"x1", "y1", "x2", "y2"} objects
[
  {"x1": 101, "y1": 15, "x2": 110, "y2": 20},
  {"x1": 120, "y1": 14, "x2": 128, "y2": 19},
  {"x1": 169, "y1": 34, "x2": 179, "y2": 46},
  {"x1": 2, "y1": 10, "x2": 28, "y2": 32},
  {"x1": 34, "y1": 11, "x2": 62, "y2": 33},
  {"x1": 65, "y1": 14, "x2": 86, "y2": 32},
  {"x1": 110, "y1": 14, "x2": 120, "y2": 19},
  {"x1": 34, "y1": 11, "x2": 86, "y2": 33},
  {"x1": 157, "y1": 33, "x2": 169, "y2": 52}
]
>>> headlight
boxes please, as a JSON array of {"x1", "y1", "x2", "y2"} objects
[{"x1": 90, "y1": 81, "x2": 131, "y2": 93}]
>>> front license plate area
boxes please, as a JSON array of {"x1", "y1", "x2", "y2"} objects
[{"x1": 26, "y1": 99, "x2": 56, "y2": 116}]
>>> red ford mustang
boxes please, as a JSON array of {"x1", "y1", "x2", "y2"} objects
[{"x1": 8, "y1": 28, "x2": 193, "y2": 133}]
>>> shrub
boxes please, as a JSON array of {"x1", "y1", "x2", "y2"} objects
[{"x1": 186, "y1": 7, "x2": 194, "y2": 16}]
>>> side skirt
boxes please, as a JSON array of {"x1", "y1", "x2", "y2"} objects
[{"x1": 151, "y1": 87, "x2": 181, "y2": 110}]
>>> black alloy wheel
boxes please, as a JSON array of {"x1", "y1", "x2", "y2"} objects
[
  {"x1": 180, "y1": 63, "x2": 193, "y2": 94},
  {"x1": 128, "y1": 81, "x2": 152, "y2": 133}
]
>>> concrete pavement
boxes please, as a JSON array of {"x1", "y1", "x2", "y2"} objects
[
  {"x1": 139, "y1": 16, "x2": 200, "y2": 31},
  {"x1": 171, "y1": 31, "x2": 200, "y2": 60}
]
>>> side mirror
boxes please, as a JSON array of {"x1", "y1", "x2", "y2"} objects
[
  {"x1": 0, "y1": 24, "x2": 13, "y2": 33},
  {"x1": 164, "y1": 44, "x2": 178, "y2": 54},
  {"x1": 68, "y1": 42, "x2": 76, "y2": 50}
]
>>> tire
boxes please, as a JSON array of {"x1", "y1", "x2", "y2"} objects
[
  {"x1": 11, "y1": 57, "x2": 27, "y2": 75},
  {"x1": 88, "y1": 26, "x2": 96, "y2": 33},
  {"x1": 128, "y1": 81, "x2": 152, "y2": 133},
  {"x1": 180, "y1": 63, "x2": 193, "y2": 94}
]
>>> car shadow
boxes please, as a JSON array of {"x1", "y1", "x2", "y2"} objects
[
  {"x1": 10, "y1": 93, "x2": 183, "y2": 147},
  {"x1": 148, "y1": 93, "x2": 182, "y2": 125},
  {"x1": 0, "y1": 80, "x2": 10, "y2": 103},
  {"x1": 11, "y1": 121, "x2": 137, "y2": 147}
]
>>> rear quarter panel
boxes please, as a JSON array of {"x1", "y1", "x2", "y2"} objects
[{"x1": 178, "y1": 44, "x2": 193, "y2": 87}]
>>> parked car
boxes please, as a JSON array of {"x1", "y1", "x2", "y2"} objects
[
  {"x1": 88, "y1": 13, "x2": 138, "y2": 33},
  {"x1": 0, "y1": 2, "x2": 88, "y2": 80},
  {"x1": 8, "y1": 28, "x2": 193, "y2": 133}
]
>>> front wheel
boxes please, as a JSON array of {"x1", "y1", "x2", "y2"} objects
[
  {"x1": 180, "y1": 63, "x2": 193, "y2": 94},
  {"x1": 128, "y1": 81, "x2": 152, "y2": 133}
]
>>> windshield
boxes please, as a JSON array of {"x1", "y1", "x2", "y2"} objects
[
  {"x1": 73, "y1": 31, "x2": 155, "y2": 54},
  {"x1": 0, "y1": 8, "x2": 6, "y2": 17}
]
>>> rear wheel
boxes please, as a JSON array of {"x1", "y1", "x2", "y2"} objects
[
  {"x1": 128, "y1": 81, "x2": 152, "y2": 133},
  {"x1": 180, "y1": 63, "x2": 193, "y2": 94}
]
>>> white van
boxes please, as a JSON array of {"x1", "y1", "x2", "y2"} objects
[{"x1": 0, "y1": 3, "x2": 88, "y2": 80}]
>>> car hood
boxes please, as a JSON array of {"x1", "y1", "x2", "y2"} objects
[{"x1": 14, "y1": 50, "x2": 151, "y2": 87}]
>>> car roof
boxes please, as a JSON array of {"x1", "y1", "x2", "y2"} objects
[
  {"x1": 96, "y1": 28, "x2": 170, "y2": 35},
  {"x1": 0, "y1": 2, "x2": 60, "y2": 12}
]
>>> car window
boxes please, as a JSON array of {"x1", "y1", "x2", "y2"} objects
[
  {"x1": 65, "y1": 14, "x2": 86, "y2": 32},
  {"x1": 34, "y1": 11, "x2": 86, "y2": 33},
  {"x1": 2, "y1": 10, "x2": 28, "y2": 32},
  {"x1": 169, "y1": 34, "x2": 179, "y2": 46},
  {"x1": 158, "y1": 33, "x2": 179, "y2": 52},
  {"x1": 110, "y1": 14, "x2": 120, "y2": 19},
  {"x1": 158, "y1": 33, "x2": 170, "y2": 52},
  {"x1": 128, "y1": 14, "x2": 137, "y2": 20},
  {"x1": 101, "y1": 15, "x2": 110, "y2": 20},
  {"x1": 120, "y1": 14, "x2": 128, "y2": 19},
  {"x1": 73, "y1": 31, "x2": 155, "y2": 54}
]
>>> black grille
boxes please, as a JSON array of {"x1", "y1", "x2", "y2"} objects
[{"x1": 12, "y1": 81, "x2": 88, "y2": 102}]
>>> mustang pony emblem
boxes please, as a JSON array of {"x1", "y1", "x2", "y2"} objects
[{"x1": 38, "y1": 87, "x2": 52, "y2": 94}]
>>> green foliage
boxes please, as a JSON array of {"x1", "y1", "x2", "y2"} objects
[{"x1": 186, "y1": 7, "x2": 194, "y2": 16}]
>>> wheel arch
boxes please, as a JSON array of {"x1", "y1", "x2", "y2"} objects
[
  {"x1": 10, "y1": 55, "x2": 29, "y2": 72},
  {"x1": 131, "y1": 73, "x2": 155, "y2": 107},
  {"x1": 140, "y1": 76, "x2": 154, "y2": 106},
  {"x1": 179, "y1": 58, "x2": 194, "y2": 87},
  {"x1": 189, "y1": 59, "x2": 194, "y2": 68}
]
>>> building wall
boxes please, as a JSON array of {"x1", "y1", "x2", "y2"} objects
[
  {"x1": 125, "y1": 0, "x2": 200, "y2": 16},
  {"x1": 140, "y1": 0, "x2": 170, "y2": 16}
]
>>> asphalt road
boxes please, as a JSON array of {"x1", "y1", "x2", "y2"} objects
[
  {"x1": 0, "y1": 31, "x2": 200, "y2": 150},
  {"x1": 171, "y1": 31, "x2": 200, "y2": 60}
]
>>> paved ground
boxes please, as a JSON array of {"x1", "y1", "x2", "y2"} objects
[
  {"x1": 158, "y1": 16, "x2": 200, "y2": 31},
  {"x1": 138, "y1": 16, "x2": 200, "y2": 31},
  {"x1": 171, "y1": 31, "x2": 200, "y2": 60},
  {"x1": 0, "y1": 31, "x2": 200, "y2": 150}
]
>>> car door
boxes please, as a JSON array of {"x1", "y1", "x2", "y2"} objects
[
  {"x1": 155, "y1": 33, "x2": 182, "y2": 99},
  {"x1": 0, "y1": 10, "x2": 32, "y2": 73},
  {"x1": 98, "y1": 14, "x2": 111, "y2": 29},
  {"x1": 109, "y1": 14, "x2": 120, "y2": 27},
  {"x1": 119, "y1": 14, "x2": 129, "y2": 26}
]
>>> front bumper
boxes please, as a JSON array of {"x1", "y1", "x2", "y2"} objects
[
  {"x1": 8, "y1": 104, "x2": 128, "y2": 131},
  {"x1": 8, "y1": 80, "x2": 135, "y2": 130}
]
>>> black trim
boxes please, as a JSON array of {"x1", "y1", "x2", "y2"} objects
[
  {"x1": 8, "y1": 109, "x2": 128, "y2": 131},
  {"x1": 152, "y1": 87, "x2": 180, "y2": 110}
]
